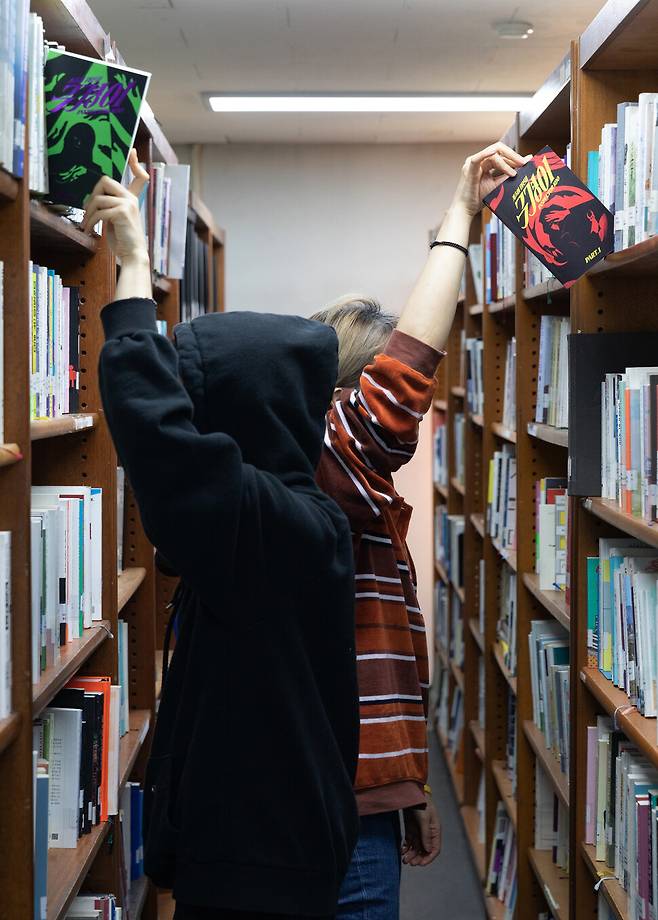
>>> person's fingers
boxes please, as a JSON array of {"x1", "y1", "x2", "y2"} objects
[
  {"x1": 82, "y1": 203, "x2": 127, "y2": 232},
  {"x1": 486, "y1": 152, "x2": 517, "y2": 178},
  {"x1": 82, "y1": 194, "x2": 127, "y2": 229},
  {"x1": 127, "y1": 148, "x2": 149, "y2": 198},
  {"x1": 470, "y1": 142, "x2": 524, "y2": 168}
]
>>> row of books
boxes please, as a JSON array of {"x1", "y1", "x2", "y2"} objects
[
  {"x1": 454, "y1": 413, "x2": 465, "y2": 486},
  {"x1": 529, "y1": 619, "x2": 570, "y2": 778},
  {"x1": 587, "y1": 93, "x2": 658, "y2": 251},
  {"x1": 486, "y1": 801, "x2": 517, "y2": 918},
  {"x1": 487, "y1": 445, "x2": 516, "y2": 552},
  {"x1": 587, "y1": 538, "x2": 658, "y2": 717},
  {"x1": 535, "y1": 316, "x2": 569, "y2": 429},
  {"x1": 497, "y1": 564, "x2": 517, "y2": 677},
  {"x1": 450, "y1": 592, "x2": 464, "y2": 669},
  {"x1": 468, "y1": 243, "x2": 484, "y2": 305},
  {"x1": 464, "y1": 336, "x2": 483, "y2": 417},
  {"x1": 535, "y1": 477, "x2": 568, "y2": 592},
  {"x1": 507, "y1": 693, "x2": 517, "y2": 791},
  {"x1": 601, "y1": 365, "x2": 658, "y2": 521},
  {"x1": 0, "y1": 260, "x2": 4, "y2": 442},
  {"x1": 181, "y1": 218, "x2": 210, "y2": 322},
  {"x1": 524, "y1": 250, "x2": 554, "y2": 289},
  {"x1": 0, "y1": 0, "x2": 30, "y2": 179},
  {"x1": 485, "y1": 215, "x2": 515, "y2": 304},
  {"x1": 433, "y1": 415, "x2": 448, "y2": 489},
  {"x1": 29, "y1": 266, "x2": 80, "y2": 420},
  {"x1": 535, "y1": 761, "x2": 569, "y2": 871},
  {"x1": 586, "y1": 717, "x2": 658, "y2": 919},
  {"x1": 435, "y1": 580, "x2": 448, "y2": 653},
  {"x1": 31, "y1": 485, "x2": 102, "y2": 680},
  {"x1": 136, "y1": 161, "x2": 191, "y2": 280},
  {"x1": 435, "y1": 507, "x2": 464, "y2": 590},
  {"x1": 502, "y1": 336, "x2": 516, "y2": 432},
  {"x1": 63, "y1": 895, "x2": 125, "y2": 919}
]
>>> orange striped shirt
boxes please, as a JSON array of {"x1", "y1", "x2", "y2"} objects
[{"x1": 316, "y1": 330, "x2": 443, "y2": 814}]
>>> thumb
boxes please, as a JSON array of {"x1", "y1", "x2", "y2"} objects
[
  {"x1": 127, "y1": 148, "x2": 149, "y2": 198},
  {"x1": 419, "y1": 815, "x2": 433, "y2": 853}
]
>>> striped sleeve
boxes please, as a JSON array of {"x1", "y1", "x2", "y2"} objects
[{"x1": 322, "y1": 331, "x2": 443, "y2": 521}]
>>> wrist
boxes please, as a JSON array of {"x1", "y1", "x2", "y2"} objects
[{"x1": 120, "y1": 249, "x2": 150, "y2": 269}]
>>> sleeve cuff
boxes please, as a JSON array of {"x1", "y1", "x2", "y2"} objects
[
  {"x1": 101, "y1": 298, "x2": 158, "y2": 340},
  {"x1": 384, "y1": 329, "x2": 445, "y2": 378}
]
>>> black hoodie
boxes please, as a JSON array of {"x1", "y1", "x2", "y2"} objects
[{"x1": 99, "y1": 299, "x2": 359, "y2": 915}]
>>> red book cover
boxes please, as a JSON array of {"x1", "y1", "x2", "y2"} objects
[
  {"x1": 67, "y1": 675, "x2": 112, "y2": 822},
  {"x1": 483, "y1": 147, "x2": 613, "y2": 287}
]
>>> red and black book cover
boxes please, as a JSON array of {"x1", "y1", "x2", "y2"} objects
[{"x1": 483, "y1": 146, "x2": 613, "y2": 287}]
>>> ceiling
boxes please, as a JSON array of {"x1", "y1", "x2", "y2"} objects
[{"x1": 90, "y1": 0, "x2": 605, "y2": 144}]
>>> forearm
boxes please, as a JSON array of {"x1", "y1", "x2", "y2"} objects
[
  {"x1": 396, "y1": 203, "x2": 473, "y2": 352},
  {"x1": 115, "y1": 252, "x2": 152, "y2": 301}
]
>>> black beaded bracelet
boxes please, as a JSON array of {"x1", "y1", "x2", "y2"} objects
[{"x1": 430, "y1": 240, "x2": 468, "y2": 257}]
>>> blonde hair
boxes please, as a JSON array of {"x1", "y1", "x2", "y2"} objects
[{"x1": 311, "y1": 295, "x2": 397, "y2": 389}]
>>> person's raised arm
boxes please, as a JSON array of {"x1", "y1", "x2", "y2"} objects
[{"x1": 396, "y1": 142, "x2": 529, "y2": 352}]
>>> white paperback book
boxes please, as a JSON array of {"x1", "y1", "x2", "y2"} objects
[
  {"x1": 44, "y1": 706, "x2": 82, "y2": 848},
  {"x1": 107, "y1": 685, "x2": 121, "y2": 816}
]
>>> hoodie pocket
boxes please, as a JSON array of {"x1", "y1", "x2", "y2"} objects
[{"x1": 143, "y1": 754, "x2": 180, "y2": 888}]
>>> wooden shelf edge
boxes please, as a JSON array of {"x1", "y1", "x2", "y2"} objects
[
  {"x1": 435, "y1": 725, "x2": 465, "y2": 805},
  {"x1": 469, "y1": 617, "x2": 484, "y2": 653},
  {"x1": 587, "y1": 235, "x2": 658, "y2": 278},
  {"x1": 523, "y1": 719, "x2": 569, "y2": 807},
  {"x1": 33, "y1": 622, "x2": 111, "y2": 717},
  {"x1": 470, "y1": 512, "x2": 485, "y2": 538},
  {"x1": 491, "y1": 422, "x2": 517, "y2": 444},
  {"x1": 526, "y1": 422, "x2": 568, "y2": 448},
  {"x1": 469, "y1": 718, "x2": 485, "y2": 759},
  {"x1": 454, "y1": 583, "x2": 466, "y2": 604},
  {"x1": 522, "y1": 572, "x2": 570, "y2": 630},
  {"x1": 470, "y1": 413, "x2": 484, "y2": 428},
  {"x1": 488, "y1": 295, "x2": 516, "y2": 314},
  {"x1": 583, "y1": 497, "x2": 658, "y2": 549},
  {"x1": 581, "y1": 667, "x2": 658, "y2": 770},
  {"x1": 435, "y1": 559, "x2": 449, "y2": 585},
  {"x1": 434, "y1": 398, "x2": 447, "y2": 411},
  {"x1": 528, "y1": 848, "x2": 569, "y2": 920},
  {"x1": 451, "y1": 385, "x2": 466, "y2": 398},
  {"x1": 47, "y1": 820, "x2": 111, "y2": 920},
  {"x1": 461, "y1": 804, "x2": 486, "y2": 881},
  {"x1": 435, "y1": 638, "x2": 449, "y2": 668},
  {"x1": 469, "y1": 303, "x2": 484, "y2": 316},
  {"x1": 0, "y1": 443, "x2": 22, "y2": 467},
  {"x1": 434, "y1": 481, "x2": 448, "y2": 501},
  {"x1": 0, "y1": 712, "x2": 21, "y2": 755},
  {"x1": 450, "y1": 660, "x2": 465, "y2": 692},
  {"x1": 522, "y1": 280, "x2": 568, "y2": 302},
  {"x1": 491, "y1": 538, "x2": 517, "y2": 572},
  {"x1": 451, "y1": 476, "x2": 466, "y2": 496},
  {"x1": 491, "y1": 760, "x2": 517, "y2": 830},
  {"x1": 493, "y1": 642, "x2": 517, "y2": 695},
  {"x1": 119, "y1": 709, "x2": 151, "y2": 790},
  {"x1": 30, "y1": 201, "x2": 99, "y2": 255},
  {"x1": 30, "y1": 414, "x2": 98, "y2": 442},
  {"x1": 581, "y1": 842, "x2": 628, "y2": 920},
  {"x1": 0, "y1": 167, "x2": 19, "y2": 202},
  {"x1": 118, "y1": 567, "x2": 147, "y2": 613}
]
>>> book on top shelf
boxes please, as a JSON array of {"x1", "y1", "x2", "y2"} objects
[
  {"x1": 484, "y1": 147, "x2": 613, "y2": 286},
  {"x1": 43, "y1": 50, "x2": 150, "y2": 208}
]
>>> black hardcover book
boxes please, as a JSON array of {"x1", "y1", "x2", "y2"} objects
[
  {"x1": 568, "y1": 332, "x2": 658, "y2": 495},
  {"x1": 68, "y1": 287, "x2": 80, "y2": 413},
  {"x1": 483, "y1": 147, "x2": 614, "y2": 287},
  {"x1": 89, "y1": 691, "x2": 104, "y2": 825}
]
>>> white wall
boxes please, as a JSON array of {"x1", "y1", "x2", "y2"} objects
[{"x1": 181, "y1": 141, "x2": 480, "y2": 659}]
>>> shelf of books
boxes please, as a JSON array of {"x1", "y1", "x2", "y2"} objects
[
  {"x1": 432, "y1": 2, "x2": 658, "y2": 917},
  {"x1": 0, "y1": 1, "x2": 225, "y2": 917}
]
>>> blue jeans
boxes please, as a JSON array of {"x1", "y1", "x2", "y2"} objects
[{"x1": 337, "y1": 812, "x2": 402, "y2": 920}]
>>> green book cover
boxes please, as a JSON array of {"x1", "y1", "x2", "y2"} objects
[{"x1": 44, "y1": 50, "x2": 151, "y2": 208}]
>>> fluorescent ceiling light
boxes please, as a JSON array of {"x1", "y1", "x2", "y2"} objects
[{"x1": 205, "y1": 94, "x2": 532, "y2": 114}]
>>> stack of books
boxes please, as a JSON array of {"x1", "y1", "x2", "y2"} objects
[
  {"x1": 485, "y1": 215, "x2": 516, "y2": 303},
  {"x1": 31, "y1": 486, "x2": 103, "y2": 681},
  {"x1": 433, "y1": 415, "x2": 448, "y2": 489},
  {"x1": 601, "y1": 365, "x2": 658, "y2": 520},
  {"x1": 497, "y1": 565, "x2": 517, "y2": 677},
  {"x1": 487, "y1": 445, "x2": 516, "y2": 552},
  {"x1": 587, "y1": 538, "x2": 658, "y2": 715},
  {"x1": 586, "y1": 717, "x2": 658, "y2": 917},
  {"x1": 29, "y1": 266, "x2": 80, "y2": 420},
  {"x1": 502, "y1": 337, "x2": 516, "y2": 432},
  {"x1": 140, "y1": 161, "x2": 191, "y2": 279},
  {"x1": 486, "y1": 802, "x2": 517, "y2": 918},
  {"x1": 435, "y1": 581, "x2": 448, "y2": 652},
  {"x1": 535, "y1": 761, "x2": 569, "y2": 871},
  {"x1": 181, "y1": 218, "x2": 209, "y2": 321},
  {"x1": 535, "y1": 316, "x2": 569, "y2": 429},
  {"x1": 64, "y1": 895, "x2": 123, "y2": 919},
  {"x1": 454, "y1": 412, "x2": 465, "y2": 486},
  {"x1": 535, "y1": 478, "x2": 568, "y2": 591},
  {"x1": 586, "y1": 93, "x2": 658, "y2": 251},
  {"x1": 464, "y1": 337, "x2": 484, "y2": 416},
  {"x1": 529, "y1": 620, "x2": 570, "y2": 775}
]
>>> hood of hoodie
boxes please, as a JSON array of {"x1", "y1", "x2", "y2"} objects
[{"x1": 173, "y1": 311, "x2": 338, "y2": 477}]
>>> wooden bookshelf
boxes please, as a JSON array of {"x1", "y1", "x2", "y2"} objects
[
  {"x1": 490, "y1": 422, "x2": 517, "y2": 444},
  {"x1": 461, "y1": 804, "x2": 486, "y2": 880},
  {"x1": 491, "y1": 760, "x2": 517, "y2": 830},
  {"x1": 431, "y1": 6, "x2": 658, "y2": 917},
  {"x1": 0, "y1": 1, "x2": 227, "y2": 916},
  {"x1": 469, "y1": 617, "x2": 484, "y2": 652}
]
